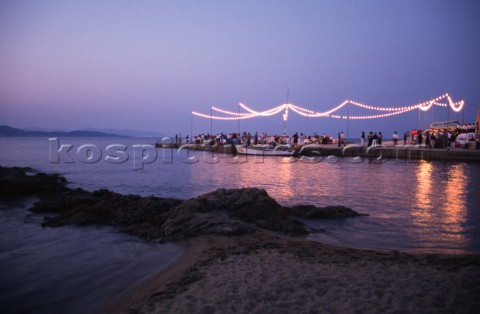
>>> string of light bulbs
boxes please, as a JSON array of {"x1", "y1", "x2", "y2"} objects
[{"x1": 191, "y1": 93, "x2": 464, "y2": 121}]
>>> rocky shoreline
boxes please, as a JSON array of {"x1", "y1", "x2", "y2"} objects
[{"x1": 0, "y1": 166, "x2": 364, "y2": 241}]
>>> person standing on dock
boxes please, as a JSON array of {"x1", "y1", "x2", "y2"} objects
[
  {"x1": 392, "y1": 131, "x2": 399, "y2": 146},
  {"x1": 372, "y1": 132, "x2": 378, "y2": 147},
  {"x1": 442, "y1": 131, "x2": 448, "y2": 149},
  {"x1": 360, "y1": 131, "x2": 365, "y2": 146}
]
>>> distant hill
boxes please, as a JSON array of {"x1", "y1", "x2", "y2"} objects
[
  {"x1": 0, "y1": 125, "x2": 124, "y2": 137},
  {"x1": 79, "y1": 127, "x2": 166, "y2": 138}
]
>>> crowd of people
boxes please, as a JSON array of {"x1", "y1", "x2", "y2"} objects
[
  {"x1": 358, "y1": 131, "x2": 384, "y2": 147},
  {"x1": 456, "y1": 122, "x2": 478, "y2": 134},
  {"x1": 400, "y1": 122, "x2": 478, "y2": 149},
  {"x1": 173, "y1": 131, "x2": 337, "y2": 148},
  {"x1": 171, "y1": 121, "x2": 478, "y2": 149},
  {"x1": 403, "y1": 130, "x2": 449, "y2": 148}
]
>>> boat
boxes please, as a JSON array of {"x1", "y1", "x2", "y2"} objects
[
  {"x1": 235, "y1": 145, "x2": 296, "y2": 156},
  {"x1": 155, "y1": 142, "x2": 178, "y2": 148}
]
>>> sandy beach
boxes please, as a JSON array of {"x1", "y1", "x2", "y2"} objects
[{"x1": 104, "y1": 231, "x2": 480, "y2": 314}]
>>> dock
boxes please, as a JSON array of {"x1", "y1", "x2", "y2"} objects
[
  {"x1": 156, "y1": 142, "x2": 237, "y2": 155},
  {"x1": 298, "y1": 143, "x2": 480, "y2": 162},
  {"x1": 155, "y1": 142, "x2": 480, "y2": 162}
]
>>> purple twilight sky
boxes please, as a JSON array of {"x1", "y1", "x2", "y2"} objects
[{"x1": 1, "y1": 0, "x2": 479, "y2": 138}]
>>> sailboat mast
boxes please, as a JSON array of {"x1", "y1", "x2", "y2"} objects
[{"x1": 283, "y1": 89, "x2": 289, "y2": 135}]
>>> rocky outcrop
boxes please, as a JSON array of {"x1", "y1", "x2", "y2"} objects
[
  {"x1": 32, "y1": 187, "x2": 308, "y2": 240},
  {"x1": 1, "y1": 166, "x2": 365, "y2": 241},
  {"x1": 0, "y1": 166, "x2": 68, "y2": 198},
  {"x1": 31, "y1": 188, "x2": 182, "y2": 239},
  {"x1": 289, "y1": 204, "x2": 367, "y2": 219},
  {"x1": 161, "y1": 188, "x2": 308, "y2": 241}
]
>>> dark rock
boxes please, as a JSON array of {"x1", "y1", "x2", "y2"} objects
[
  {"x1": 0, "y1": 166, "x2": 68, "y2": 198},
  {"x1": 30, "y1": 188, "x2": 95, "y2": 213},
  {"x1": 31, "y1": 188, "x2": 182, "y2": 239},
  {"x1": 161, "y1": 188, "x2": 308, "y2": 241},
  {"x1": 162, "y1": 209, "x2": 256, "y2": 241},
  {"x1": 289, "y1": 204, "x2": 366, "y2": 219}
]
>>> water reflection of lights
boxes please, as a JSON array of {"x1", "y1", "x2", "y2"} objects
[
  {"x1": 187, "y1": 154, "x2": 296, "y2": 201},
  {"x1": 412, "y1": 162, "x2": 468, "y2": 251},
  {"x1": 415, "y1": 161, "x2": 434, "y2": 211},
  {"x1": 271, "y1": 158, "x2": 295, "y2": 199},
  {"x1": 443, "y1": 164, "x2": 468, "y2": 238}
]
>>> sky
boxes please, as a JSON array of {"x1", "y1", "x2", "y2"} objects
[{"x1": 1, "y1": 0, "x2": 479, "y2": 138}]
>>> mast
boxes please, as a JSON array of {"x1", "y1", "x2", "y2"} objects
[
  {"x1": 283, "y1": 89, "x2": 289, "y2": 135},
  {"x1": 476, "y1": 104, "x2": 480, "y2": 137}
]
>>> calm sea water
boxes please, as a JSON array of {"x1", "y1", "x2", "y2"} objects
[
  {"x1": 1, "y1": 137, "x2": 480, "y2": 311},
  {"x1": 0, "y1": 198, "x2": 184, "y2": 314}
]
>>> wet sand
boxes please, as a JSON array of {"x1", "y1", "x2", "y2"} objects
[{"x1": 104, "y1": 231, "x2": 480, "y2": 314}]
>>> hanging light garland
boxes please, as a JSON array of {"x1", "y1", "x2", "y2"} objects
[
  {"x1": 239, "y1": 103, "x2": 287, "y2": 116},
  {"x1": 211, "y1": 106, "x2": 254, "y2": 117},
  {"x1": 191, "y1": 111, "x2": 256, "y2": 120},
  {"x1": 191, "y1": 93, "x2": 464, "y2": 120}
]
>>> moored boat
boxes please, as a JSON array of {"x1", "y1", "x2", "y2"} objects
[{"x1": 235, "y1": 145, "x2": 296, "y2": 156}]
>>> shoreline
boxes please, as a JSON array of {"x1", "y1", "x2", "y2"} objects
[
  {"x1": 2, "y1": 166, "x2": 479, "y2": 312},
  {"x1": 104, "y1": 231, "x2": 480, "y2": 314}
]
